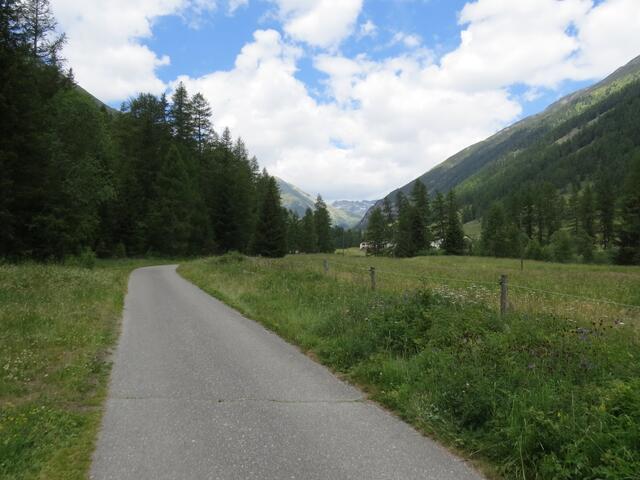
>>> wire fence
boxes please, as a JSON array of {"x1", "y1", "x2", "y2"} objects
[{"x1": 254, "y1": 257, "x2": 640, "y2": 324}]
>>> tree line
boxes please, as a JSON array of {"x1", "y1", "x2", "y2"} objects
[
  {"x1": 1, "y1": 0, "x2": 291, "y2": 259},
  {"x1": 365, "y1": 181, "x2": 466, "y2": 257},
  {"x1": 479, "y1": 157, "x2": 640, "y2": 265}
]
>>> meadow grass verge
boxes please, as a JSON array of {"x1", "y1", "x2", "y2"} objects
[
  {"x1": 179, "y1": 253, "x2": 640, "y2": 480},
  {"x1": 0, "y1": 258, "x2": 176, "y2": 480}
]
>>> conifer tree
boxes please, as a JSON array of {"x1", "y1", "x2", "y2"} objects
[
  {"x1": 286, "y1": 211, "x2": 301, "y2": 253},
  {"x1": 252, "y1": 176, "x2": 287, "y2": 258},
  {"x1": 595, "y1": 171, "x2": 616, "y2": 249},
  {"x1": 434, "y1": 191, "x2": 447, "y2": 243},
  {"x1": 579, "y1": 184, "x2": 596, "y2": 239},
  {"x1": 409, "y1": 180, "x2": 430, "y2": 251},
  {"x1": 568, "y1": 184, "x2": 581, "y2": 234},
  {"x1": 170, "y1": 82, "x2": 194, "y2": 145},
  {"x1": 366, "y1": 208, "x2": 386, "y2": 256},
  {"x1": 314, "y1": 195, "x2": 334, "y2": 253},
  {"x1": 191, "y1": 92, "x2": 212, "y2": 154},
  {"x1": 382, "y1": 197, "x2": 395, "y2": 241},
  {"x1": 300, "y1": 208, "x2": 317, "y2": 253},
  {"x1": 20, "y1": 0, "x2": 65, "y2": 63},
  {"x1": 395, "y1": 192, "x2": 415, "y2": 257},
  {"x1": 481, "y1": 202, "x2": 509, "y2": 257},
  {"x1": 147, "y1": 145, "x2": 193, "y2": 256},
  {"x1": 443, "y1": 190, "x2": 465, "y2": 255},
  {"x1": 616, "y1": 155, "x2": 640, "y2": 265}
]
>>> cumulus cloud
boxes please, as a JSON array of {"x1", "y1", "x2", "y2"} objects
[
  {"x1": 270, "y1": 0, "x2": 363, "y2": 48},
  {"x1": 177, "y1": 0, "x2": 640, "y2": 200},
  {"x1": 177, "y1": 30, "x2": 521, "y2": 200},
  {"x1": 51, "y1": 0, "x2": 233, "y2": 103},
  {"x1": 53, "y1": 0, "x2": 640, "y2": 199}
]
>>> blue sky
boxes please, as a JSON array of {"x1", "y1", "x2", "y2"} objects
[{"x1": 53, "y1": 0, "x2": 640, "y2": 200}]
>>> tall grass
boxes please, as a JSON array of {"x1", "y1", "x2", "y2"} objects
[
  {"x1": 180, "y1": 254, "x2": 640, "y2": 479},
  {"x1": 0, "y1": 259, "x2": 174, "y2": 480}
]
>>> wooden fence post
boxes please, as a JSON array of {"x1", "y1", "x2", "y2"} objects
[
  {"x1": 323, "y1": 259, "x2": 329, "y2": 274},
  {"x1": 500, "y1": 274, "x2": 508, "y2": 315},
  {"x1": 370, "y1": 267, "x2": 376, "y2": 291}
]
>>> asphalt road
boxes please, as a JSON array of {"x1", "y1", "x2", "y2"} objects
[{"x1": 91, "y1": 265, "x2": 483, "y2": 480}]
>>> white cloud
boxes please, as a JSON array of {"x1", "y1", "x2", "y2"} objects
[
  {"x1": 178, "y1": 30, "x2": 521, "y2": 200},
  {"x1": 54, "y1": 0, "x2": 640, "y2": 200},
  {"x1": 391, "y1": 32, "x2": 422, "y2": 49},
  {"x1": 270, "y1": 0, "x2": 363, "y2": 48},
  {"x1": 177, "y1": 0, "x2": 640, "y2": 200},
  {"x1": 359, "y1": 20, "x2": 377, "y2": 38},
  {"x1": 51, "y1": 0, "x2": 236, "y2": 103},
  {"x1": 228, "y1": 0, "x2": 249, "y2": 14}
]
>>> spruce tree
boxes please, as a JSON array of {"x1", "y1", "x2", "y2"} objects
[
  {"x1": 434, "y1": 191, "x2": 447, "y2": 243},
  {"x1": 147, "y1": 145, "x2": 194, "y2": 256},
  {"x1": 366, "y1": 208, "x2": 386, "y2": 256},
  {"x1": 314, "y1": 195, "x2": 334, "y2": 253},
  {"x1": 394, "y1": 192, "x2": 415, "y2": 257},
  {"x1": 170, "y1": 82, "x2": 194, "y2": 145},
  {"x1": 595, "y1": 171, "x2": 616, "y2": 249},
  {"x1": 579, "y1": 184, "x2": 596, "y2": 239},
  {"x1": 481, "y1": 202, "x2": 509, "y2": 257},
  {"x1": 616, "y1": 155, "x2": 640, "y2": 265},
  {"x1": 443, "y1": 190, "x2": 465, "y2": 255},
  {"x1": 191, "y1": 92, "x2": 212, "y2": 155},
  {"x1": 409, "y1": 180, "x2": 430, "y2": 251},
  {"x1": 300, "y1": 208, "x2": 317, "y2": 253},
  {"x1": 252, "y1": 176, "x2": 287, "y2": 258},
  {"x1": 20, "y1": 0, "x2": 66, "y2": 63},
  {"x1": 286, "y1": 211, "x2": 301, "y2": 253}
]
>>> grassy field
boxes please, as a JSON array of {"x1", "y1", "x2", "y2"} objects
[
  {"x1": 180, "y1": 253, "x2": 640, "y2": 480},
  {"x1": 0, "y1": 259, "x2": 174, "y2": 480}
]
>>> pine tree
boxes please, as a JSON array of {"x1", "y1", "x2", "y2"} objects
[
  {"x1": 147, "y1": 145, "x2": 194, "y2": 256},
  {"x1": 579, "y1": 184, "x2": 596, "y2": 238},
  {"x1": 595, "y1": 171, "x2": 616, "y2": 249},
  {"x1": 20, "y1": 0, "x2": 66, "y2": 63},
  {"x1": 394, "y1": 192, "x2": 415, "y2": 257},
  {"x1": 300, "y1": 208, "x2": 317, "y2": 253},
  {"x1": 314, "y1": 195, "x2": 334, "y2": 253},
  {"x1": 568, "y1": 183, "x2": 580, "y2": 234},
  {"x1": 434, "y1": 191, "x2": 447, "y2": 243},
  {"x1": 382, "y1": 197, "x2": 395, "y2": 242},
  {"x1": 366, "y1": 208, "x2": 386, "y2": 256},
  {"x1": 170, "y1": 82, "x2": 194, "y2": 145},
  {"x1": 252, "y1": 176, "x2": 287, "y2": 258},
  {"x1": 616, "y1": 155, "x2": 640, "y2": 265},
  {"x1": 481, "y1": 202, "x2": 509, "y2": 257},
  {"x1": 191, "y1": 92, "x2": 212, "y2": 154},
  {"x1": 443, "y1": 190, "x2": 465, "y2": 255},
  {"x1": 409, "y1": 180, "x2": 430, "y2": 251},
  {"x1": 286, "y1": 211, "x2": 301, "y2": 253}
]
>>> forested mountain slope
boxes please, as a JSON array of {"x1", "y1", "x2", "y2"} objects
[{"x1": 361, "y1": 54, "x2": 640, "y2": 226}]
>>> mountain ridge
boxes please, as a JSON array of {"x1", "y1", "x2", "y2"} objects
[{"x1": 359, "y1": 54, "x2": 640, "y2": 227}]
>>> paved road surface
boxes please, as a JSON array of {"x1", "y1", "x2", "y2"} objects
[{"x1": 91, "y1": 265, "x2": 483, "y2": 480}]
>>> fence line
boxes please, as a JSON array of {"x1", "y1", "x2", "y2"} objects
[{"x1": 304, "y1": 258, "x2": 640, "y2": 312}]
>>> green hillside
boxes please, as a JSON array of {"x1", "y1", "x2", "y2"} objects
[
  {"x1": 276, "y1": 177, "x2": 362, "y2": 228},
  {"x1": 362, "y1": 54, "x2": 640, "y2": 225}
]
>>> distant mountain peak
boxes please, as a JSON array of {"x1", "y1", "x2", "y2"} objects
[{"x1": 275, "y1": 177, "x2": 366, "y2": 228}]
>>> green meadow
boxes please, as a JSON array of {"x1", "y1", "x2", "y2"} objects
[{"x1": 180, "y1": 253, "x2": 640, "y2": 479}]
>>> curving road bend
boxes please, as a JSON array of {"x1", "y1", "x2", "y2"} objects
[{"x1": 90, "y1": 265, "x2": 483, "y2": 480}]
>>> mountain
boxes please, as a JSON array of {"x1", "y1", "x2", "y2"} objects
[
  {"x1": 275, "y1": 177, "x2": 363, "y2": 228},
  {"x1": 360, "y1": 54, "x2": 640, "y2": 226},
  {"x1": 332, "y1": 200, "x2": 376, "y2": 219}
]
